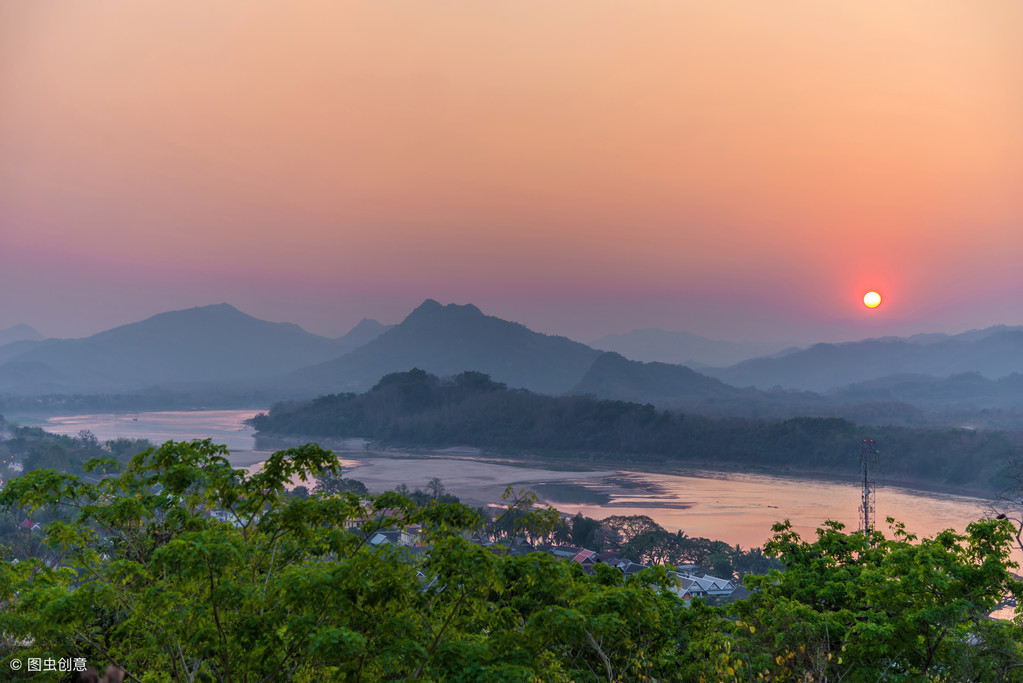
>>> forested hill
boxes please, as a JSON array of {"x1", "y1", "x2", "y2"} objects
[{"x1": 252, "y1": 369, "x2": 1022, "y2": 495}]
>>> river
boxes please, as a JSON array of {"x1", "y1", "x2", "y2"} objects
[
  {"x1": 20, "y1": 409, "x2": 263, "y2": 452},
  {"x1": 21, "y1": 409, "x2": 1011, "y2": 554}
]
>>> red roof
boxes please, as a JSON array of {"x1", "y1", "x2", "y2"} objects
[{"x1": 571, "y1": 549, "x2": 597, "y2": 564}]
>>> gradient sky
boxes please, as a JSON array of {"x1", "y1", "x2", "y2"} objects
[{"x1": 2, "y1": 1, "x2": 1021, "y2": 344}]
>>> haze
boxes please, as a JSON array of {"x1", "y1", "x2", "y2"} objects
[{"x1": 2, "y1": 1, "x2": 1022, "y2": 343}]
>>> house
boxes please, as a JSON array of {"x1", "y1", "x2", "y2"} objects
[
  {"x1": 344, "y1": 508, "x2": 405, "y2": 531},
  {"x1": 607, "y1": 559, "x2": 650, "y2": 578},
  {"x1": 666, "y1": 575, "x2": 700, "y2": 605},
  {"x1": 571, "y1": 549, "x2": 598, "y2": 568},
  {"x1": 368, "y1": 530, "x2": 402, "y2": 546},
  {"x1": 18, "y1": 519, "x2": 40, "y2": 532},
  {"x1": 400, "y1": 524, "x2": 424, "y2": 547},
  {"x1": 670, "y1": 570, "x2": 737, "y2": 597},
  {"x1": 548, "y1": 544, "x2": 583, "y2": 560},
  {"x1": 469, "y1": 531, "x2": 493, "y2": 546}
]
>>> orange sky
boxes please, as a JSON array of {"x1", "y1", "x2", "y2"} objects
[{"x1": 2, "y1": 1, "x2": 1021, "y2": 341}]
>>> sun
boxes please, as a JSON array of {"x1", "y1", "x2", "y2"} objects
[{"x1": 863, "y1": 291, "x2": 882, "y2": 308}]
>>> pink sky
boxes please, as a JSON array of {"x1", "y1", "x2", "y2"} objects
[{"x1": 2, "y1": 1, "x2": 1021, "y2": 343}]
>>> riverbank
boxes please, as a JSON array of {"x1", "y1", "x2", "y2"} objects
[
  {"x1": 251, "y1": 432, "x2": 1003, "y2": 501},
  {"x1": 239, "y1": 438, "x2": 1002, "y2": 555}
]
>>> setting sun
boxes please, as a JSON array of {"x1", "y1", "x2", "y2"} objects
[{"x1": 863, "y1": 291, "x2": 882, "y2": 308}]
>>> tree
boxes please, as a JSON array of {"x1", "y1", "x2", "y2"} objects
[
  {"x1": 0, "y1": 440, "x2": 370, "y2": 680},
  {"x1": 601, "y1": 515, "x2": 662, "y2": 547},
  {"x1": 76, "y1": 429, "x2": 100, "y2": 450},
  {"x1": 314, "y1": 471, "x2": 369, "y2": 496},
  {"x1": 703, "y1": 518, "x2": 1023, "y2": 681},
  {"x1": 0, "y1": 440, "x2": 686, "y2": 681},
  {"x1": 425, "y1": 477, "x2": 446, "y2": 500},
  {"x1": 2, "y1": 439, "x2": 1021, "y2": 681},
  {"x1": 992, "y1": 454, "x2": 1023, "y2": 555},
  {"x1": 570, "y1": 512, "x2": 601, "y2": 549}
]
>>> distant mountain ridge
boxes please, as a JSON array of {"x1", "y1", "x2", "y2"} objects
[
  {"x1": 590, "y1": 328, "x2": 793, "y2": 367},
  {"x1": 571, "y1": 352, "x2": 748, "y2": 403},
  {"x1": 706, "y1": 327, "x2": 1023, "y2": 392},
  {"x1": 0, "y1": 304, "x2": 386, "y2": 395},
  {"x1": 831, "y1": 372, "x2": 1023, "y2": 411},
  {"x1": 284, "y1": 299, "x2": 602, "y2": 395},
  {"x1": 333, "y1": 318, "x2": 392, "y2": 356},
  {"x1": 0, "y1": 323, "x2": 43, "y2": 346}
]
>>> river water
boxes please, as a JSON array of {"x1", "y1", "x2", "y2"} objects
[
  {"x1": 22, "y1": 409, "x2": 263, "y2": 451},
  {"x1": 22, "y1": 410, "x2": 1011, "y2": 555}
]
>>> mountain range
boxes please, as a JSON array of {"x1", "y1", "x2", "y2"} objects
[
  {"x1": 0, "y1": 324, "x2": 42, "y2": 347},
  {"x1": 1, "y1": 301, "x2": 1022, "y2": 427},
  {"x1": 704, "y1": 327, "x2": 1023, "y2": 392},
  {"x1": 589, "y1": 329, "x2": 793, "y2": 367},
  {"x1": 0, "y1": 305, "x2": 388, "y2": 395},
  {"x1": 572, "y1": 352, "x2": 748, "y2": 403}
]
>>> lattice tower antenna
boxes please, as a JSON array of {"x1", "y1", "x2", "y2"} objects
[{"x1": 860, "y1": 440, "x2": 880, "y2": 535}]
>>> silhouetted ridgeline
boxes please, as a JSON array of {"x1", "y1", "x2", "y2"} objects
[{"x1": 252, "y1": 369, "x2": 1022, "y2": 495}]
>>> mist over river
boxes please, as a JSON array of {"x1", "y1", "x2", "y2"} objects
[{"x1": 22, "y1": 410, "x2": 1007, "y2": 554}]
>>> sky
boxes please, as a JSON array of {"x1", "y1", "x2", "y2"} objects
[{"x1": 2, "y1": 1, "x2": 1022, "y2": 344}]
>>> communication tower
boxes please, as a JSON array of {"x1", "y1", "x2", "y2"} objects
[{"x1": 860, "y1": 439, "x2": 880, "y2": 535}]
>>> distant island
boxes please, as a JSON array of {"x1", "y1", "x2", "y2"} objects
[{"x1": 252, "y1": 369, "x2": 1020, "y2": 498}]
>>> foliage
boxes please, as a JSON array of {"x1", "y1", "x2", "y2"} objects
[
  {"x1": 0, "y1": 440, "x2": 1021, "y2": 681},
  {"x1": 0, "y1": 419, "x2": 150, "y2": 480},
  {"x1": 706, "y1": 518, "x2": 1023, "y2": 681},
  {"x1": 0, "y1": 441, "x2": 687, "y2": 681},
  {"x1": 992, "y1": 454, "x2": 1023, "y2": 556},
  {"x1": 393, "y1": 479, "x2": 461, "y2": 507},
  {"x1": 314, "y1": 472, "x2": 369, "y2": 497},
  {"x1": 557, "y1": 512, "x2": 778, "y2": 578}
]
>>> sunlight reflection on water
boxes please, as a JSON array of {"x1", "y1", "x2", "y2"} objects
[{"x1": 31, "y1": 409, "x2": 264, "y2": 452}]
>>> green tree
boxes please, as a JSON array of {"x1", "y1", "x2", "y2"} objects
[
  {"x1": 570, "y1": 512, "x2": 601, "y2": 549},
  {"x1": 708, "y1": 518, "x2": 1023, "y2": 681},
  {"x1": 315, "y1": 471, "x2": 369, "y2": 497},
  {"x1": 2, "y1": 439, "x2": 1021, "y2": 681},
  {"x1": 0, "y1": 441, "x2": 684, "y2": 681}
]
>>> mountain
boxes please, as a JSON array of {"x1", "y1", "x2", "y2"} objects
[
  {"x1": 571, "y1": 352, "x2": 750, "y2": 404},
  {"x1": 706, "y1": 327, "x2": 1023, "y2": 392},
  {"x1": 285, "y1": 300, "x2": 602, "y2": 395},
  {"x1": 0, "y1": 339, "x2": 42, "y2": 364},
  {"x1": 334, "y1": 318, "x2": 392, "y2": 354},
  {"x1": 0, "y1": 304, "x2": 351, "y2": 395},
  {"x1": 831, "y1": 372, "x2": 1023, "y2": 411},
  {"x1": 0, "y1": 324, "x2": 43, "y2": 346},
  {"x1": 590, "y1": 328, "x2": 793, "y2": 367}
]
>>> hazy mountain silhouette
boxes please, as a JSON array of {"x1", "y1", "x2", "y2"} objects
[
  {"x1": 706, "y1": 327, "x2": 1023, "y2": 392},
  {"x1": 0, "y1": 304, "x2": 355, "y2": 394},
  {"x1": 590, "y1": 328, "x2": 793, "y2": 367},
  {"x1": 285, "y1": 299, "x2": 602, "y2": 395},
  {"x1": 0, "y1": 359, "x2": 74, "y2": 395},
  {"x1": 0, "y1": 339, "x2": 43, "y2": 364},
  {"x1": 831, "y1": 372, "x2": 1023, "y2": 411},
  {"x1": 571, "y1": 352, "x2": 750, "y2": 403},
  {"x1": 334, "y1": 318, "x2": 392, "y2": 354},
  {"x1": 0, "y1": 324, "x2": 42, "y2": 346}
]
